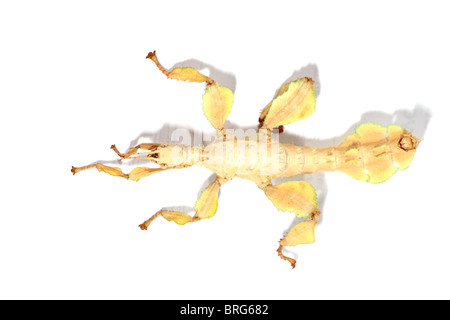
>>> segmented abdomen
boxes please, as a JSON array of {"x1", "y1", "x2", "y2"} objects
[{"x1": 280, "y1": 123, "x2": 420, "y2": 184}]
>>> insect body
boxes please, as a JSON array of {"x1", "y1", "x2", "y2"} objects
[{"x1": 72, "y1": 51, "x2": 420, "y2": 268}]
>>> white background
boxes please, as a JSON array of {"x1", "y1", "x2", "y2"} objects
[{"x1": 1, "y1": 1, "x2": 448, "y2": 299}]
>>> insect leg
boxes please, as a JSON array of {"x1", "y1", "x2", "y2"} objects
[
  {"x1": 261, "y1": 181, "x2": 320, "y2": 268},
  {"x1": 71, "y1": 163, "x2": 166, "y2": 181},
  {"x1": 139, "y1": 176, "x2": 225, "y2": 229},
  {"x1": 110, "y1": 143, "x2": 160, "y2": 160},
  {"x1": 147, "y1": 51, "x2": 234, "y2": 131},
  {"x1": 146, "y1": 51, "x2": 213, "y2": 84},
  {"x1": 72, "y1": 142, "x2": 169, "y2": 180}
]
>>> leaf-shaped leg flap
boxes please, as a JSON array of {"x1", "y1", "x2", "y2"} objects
[
  {"x1": 259, "y1": 81, "x2": 291, "y2": 127},
  {"x1": 280, "y1": 220, "x2": 317, "y2": 246},
  {"x1": 193, "y1": 179, "x2": 221, "y2": 220},
  {"x1": 260, "y1": 77, "x2": 316, "y2": 129},
  {"x1": 203, "y1": 83, "x2": 234, "y2": 131},
  {"x1": 263, "y1": 181, "x2": 318, "y2": 219}
]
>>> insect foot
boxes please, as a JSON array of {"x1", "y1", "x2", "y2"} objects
[
  {"x1": 139, "y1": 211, "x2": 162, "y2": 230},
  {"x1": 277, "y1": 245, "x2": 297, "y2": 269}
]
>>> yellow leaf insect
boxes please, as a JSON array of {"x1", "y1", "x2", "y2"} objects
[{"x1": 72, "y1": 51, "x2": 421, "y2": 268}]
